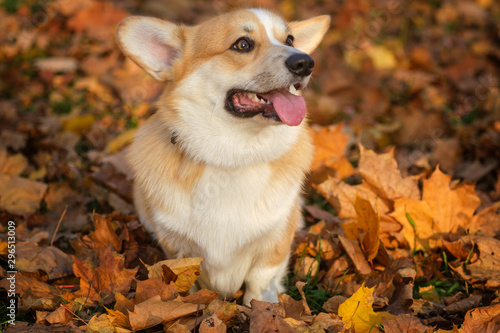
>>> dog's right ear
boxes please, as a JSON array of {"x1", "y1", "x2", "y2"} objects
[{"x1": 116, "y1": 17, "x2": 183, "y2": 81}]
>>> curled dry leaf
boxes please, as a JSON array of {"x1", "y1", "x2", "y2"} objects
[
  {"x1": 128, "y1": 296, "x2": 199, "y2": 331},
  {"x1": 15, "y1": 242, "x2": 74, "y2": 280},
  {"x1": 461, "y1": 303, "x2": 500, "y2": 333}
]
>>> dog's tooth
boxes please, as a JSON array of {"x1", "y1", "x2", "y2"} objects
[
  {"x1": 288, "y1": 84, "x2": 302, "y2": 96},
  {"x1": 258, "y1": 97, "x2": 267, "y2": 104},
  {"x1": 248, "y1": 93, "x2": 260, "y2": 103}
]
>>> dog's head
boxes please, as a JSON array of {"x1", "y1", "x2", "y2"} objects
[{"x1": 116, "y1": 9, "x2": 330, "y2": 166}]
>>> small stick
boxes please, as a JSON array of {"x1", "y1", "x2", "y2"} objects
[{"x1": 51, "y1": 205, "x2": 67, "y2": 247}]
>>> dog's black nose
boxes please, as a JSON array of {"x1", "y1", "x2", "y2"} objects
[{"x1": 285, "y1": 53, "x2": 314, "y2": 77}]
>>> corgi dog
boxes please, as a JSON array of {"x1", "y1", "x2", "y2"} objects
[{"x1": 116, "y1": 8, "x2": 330, "y2": 305}]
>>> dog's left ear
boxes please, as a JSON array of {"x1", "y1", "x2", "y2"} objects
[{"x1": 289, "y1": 15, "x2": 330, "y2": 54}]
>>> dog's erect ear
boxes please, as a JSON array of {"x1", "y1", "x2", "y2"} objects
[
  {"x1": 289, "y1": 15, "x2": 330, "y2": 54},
  {"x1": 116, "y1": 17, "x2": 183, "y2": 81}
]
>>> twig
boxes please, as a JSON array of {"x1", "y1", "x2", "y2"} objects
[{"x1": 50, "y1": 205, "x2": 67, "y2": 247}]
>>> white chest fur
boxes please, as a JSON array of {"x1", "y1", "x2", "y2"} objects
[{"x1": 152, "y1": 162, "x2": 300, "y2": 264}]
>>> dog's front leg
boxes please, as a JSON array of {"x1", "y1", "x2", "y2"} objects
[
  {"x1": 243, "y1": 255, "x2": 290, "y2": 305},
  {"x1": 243, "y1": 204, "x2": 301, "y2": 305}
]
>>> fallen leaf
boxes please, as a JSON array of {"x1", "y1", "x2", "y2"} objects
[
  {"x1": 358, "y1": 145, "x2": 420, "y2": 201},
  {"x1": 353, "y1": 194, "x2": 380, "y2": 261},
  {"x1": 181, "y1": 289, "x2": 219, "y2": 304},
  {"x1": 135, "y1": 278, "x2": 177, "y2": 304},
  {"x1": 0, "y1": 174, "x2": 47, "y2": 215},
  {"x1": 422, "y1": 167, "x2": 480, "y2": 233},
  {"x1": 145, "y1": 257, "x2": 203, "y2": 294},
  {"x1": 199, "y1": 314, "x2": 226, "y2": 333},
  {"x1": 338, "y1": 236, "x2": 372, "y2": 275},
  {"x1": 73, "y1": 247, "x2": 138, "y2": 305},
  {"x1": 15, "y1": 242, "x2": 74, "y2": 279},
  {"x1": 338, "y1": 283, "x2": 393, "y2": 332},
  {"x1": 204, "y1": 299, "x2": 239, "y2": 323},
  {"x1": 316, "y1": 177, "x2": 390, "y2": 219},
  {"x1": 249, "y1": 300, "x2": 293, "y2": 333},
  {"x1": 383, "y1": 314, "x2": 433, "y2": 333},
  {"x1": 128, "y1": 296, "x2": 199, "y2": 331},
  {"x1": 0, "y1": 149, "x2": 28, "y2": 176},
  {"x1": 461, "y1": 303, "x2": 500, "y2": 333},
  {"x1": 90, "y1": 214, "x2": 122, "y2": 253}
]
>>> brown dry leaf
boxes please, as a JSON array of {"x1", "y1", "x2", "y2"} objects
[
  {"x1": 114, "y1": 292, "x2": 135, "y2": 315},
  {"x1": 199, "y1": 314, "x2": 226, "y2": 333},
  {"x1": 323, "y1": 295, "x2": 347, "y2": 315},
  {"x1": 106, "y1": 308, "x2": 131, "y2": 330},
  {"x1": 469, "y1": 201, "x2": 500, "y2": 237},
  {"x1": 73, "y1": 247, "x2": 137, "y2": 305},
  {"x1": 0, "y1": 150, "x2": 28, "y2": 176},
  {"x1": 87, "y1": 313, "x2": 123, "y2": 333},
  {"x1": 316, "y1": 177, "x2": 390, "y2": 218},
  {"x1": 358, "y1": 145, "x2": 420, "y2": 201},
  {"x1": 295, "y1": 281, "x2": 312, "y2": 316},
  {"x1": 145, "y1": 257, "x2": 203, "y2": 294},
  {"x1": 282, "y1": 317, "x2": 310, "y2": 332},
  {"x1": 45, "y1": 305, "x2": 72, "y2": 325},
  {"x1": 128, "y1": 296, "x2": 199, "y2": 331},
  {"x1": 461, "y1": 303, "x2": 500, "y2": 333},
  {"x1": 279, "y1": 293, "x2": 305, "y2": 319},
  {"x1": 0, "y1": 174, "x2": 47, "y2": 215},
  {"x1": 454, "y1": 236, "x2": 500, "y2": 287},
  {"x1": 353, "y1": 194, "x2": 380, "y2": 261},
  {"x1": 310, "y1": 312, "x2": 344, "y2": 332},
  {"x1": 90, "y1": 214, "x2": 122, "y2": 253},
  {"x1": 181, "y1": 289, "x2": 219, "y2": 304},
  {"x1": 249, "y1": 300, "x2": 294, "y2": 333},
  {"x1": 0, "y1": 273, "x2": 58, "y2": 296},
  {"x1": 382, "y1": 314, "x2": 433, "y2": 333},
  {"x1": 15, "y1": 242, "x2": 73, "y2": 280},
  {"x1": 135, "y1": 278, "x2": 177, "y2": 304},
  {"x1": 204, "y1": 299, "x2": 239, "y2": 323},
  {"x1": 338, "y1": 236, "x2": 372, "y2": 275}
]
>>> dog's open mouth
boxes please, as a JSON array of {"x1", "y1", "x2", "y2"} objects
[{"x1": 226, "y1": 84, "x2": 306, "y2": 126}]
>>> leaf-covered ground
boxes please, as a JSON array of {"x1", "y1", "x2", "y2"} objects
[{"x1": 1, "y1": 0, "x2": 500, "y2": 332}]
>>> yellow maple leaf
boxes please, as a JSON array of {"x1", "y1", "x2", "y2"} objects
[{"x1": 338, "y1": 284, "x2": 393, "y2": 332}]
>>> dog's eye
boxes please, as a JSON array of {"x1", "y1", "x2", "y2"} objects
[
  {"x1": 285, "y1": 35, "x2": 294, "y2": 46},
  {"x1": 232, "y1": 38, "x2": 253, "y2": 52}
]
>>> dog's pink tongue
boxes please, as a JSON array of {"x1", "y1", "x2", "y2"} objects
[{"x1": 263, "y1": 90, "x2": 306, "y2": 126}]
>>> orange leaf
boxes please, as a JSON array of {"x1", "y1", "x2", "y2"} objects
[{"x1": 358, "y1": 145, "x2": 420, "y2": 201}]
